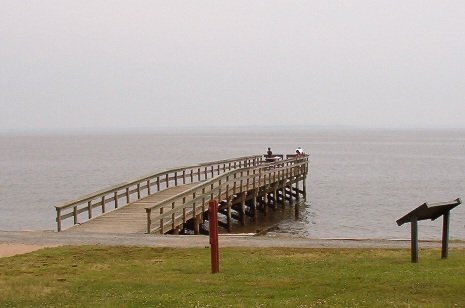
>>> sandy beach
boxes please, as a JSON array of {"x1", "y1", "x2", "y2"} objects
[
  {"x1": 0, "y1": 243, "x2": 51, "y2": 258},
  {"x1": 1, "y1": 230, "x2": 464, "y2": 258}
]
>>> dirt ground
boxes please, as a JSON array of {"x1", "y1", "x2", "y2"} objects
[
  {"x1": 0, "y1": 243, "x2": 53, "y2": 258},
  {"x1": 1, "y1": 230, "x2": 464, "y2": 258}
]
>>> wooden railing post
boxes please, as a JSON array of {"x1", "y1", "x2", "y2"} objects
[
  {"x1": 54, "y1": 156, "x2": 267, "y2": 231},
  {"x1": 114, "y1": 191, "x2": 119, "y2": 208},
  {"x1": 73, "y1": 206, "x2": 78, "y2": 225},
  {"x1": 56, "y1": 208, "x2": 62, "y2": 232},
  {"x1": 88, "y1": 201, "x2": 92, "y2": 219},
  {"x1": 240, "y1": 171, "x2": 244, "y2": 193},
  {"x1": 253, "y1": 169, "x2": 256, "y2": 190},
  {"x1": 182, "y1": 197, "x2": 187, "y2": 224},
  {"x1": 160, "y1": 207, "x2": 164, "y2": 234},
  {"x1": 101, "y1": 196, "x2": 106, "y2": 213},
  {"x1": 146, "y1": 208, "x2": 152, "y2": 233},
  {"x1": 192, "y1": 192, "x2": 198, "y2": 234},
  {"x1": 201, "y1": 187, "x2": 206, "y2": 216},
  {"x1": 231, "y1": 173, "x2": 236, "y2": 194},
  {"x1": 252, "y1": 190, "x2": 258, "y2": 221},
  {"x1": 226, "y1": 176, "x2": 230, "y2": 199},
  {"x1": 171, "y1": 202, "x2": 176, "y2": 231}
]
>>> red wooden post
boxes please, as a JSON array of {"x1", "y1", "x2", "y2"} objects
[{"x1": 208, "y1": 200, "x2": 219, "y2": 273}]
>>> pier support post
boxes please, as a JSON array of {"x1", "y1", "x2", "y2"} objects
[
  {"x1": 282, "y1": 185, "x2": 286, "y2": 205},
  {"x1": 303, "y1": 178, "x2": 307, "y2": 198},
  {"x1": 295, "y1": 202, "x2": 300, "y2": 220},
  {"x1": 273, "y1": 188, "x2": 277, "y2": 210},
  {"x1": 194, "y1": 215, "x2": 201, "y2": 235},
  {"x1": 285, "y1": 186, "x2": 292, "y2": 201},
  {"x1": 227, "y1": 198, "x2": 232, "y2": 233},
  {"x1": 296, "y1": 180, "x2": 300, "y2": 201},
  {"x1": 240, "y1": 193, "x2": 246, "y2": 226},
  {"x1": 263, "y1": 193, "x2": 268, "y2": 216},
  {"x1": 252, "y1": 191, "x2": 258, "y2": 221}
]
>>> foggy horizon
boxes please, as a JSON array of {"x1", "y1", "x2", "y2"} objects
[
  {"x1": 2, "y1": 124, "x2": 465, "y2": 136},
  {"x1": 2, "y1": 1, "x2": 465, "y2": 131}
]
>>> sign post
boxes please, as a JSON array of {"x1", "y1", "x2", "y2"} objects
[
  {"x1": 397, "y1": 198, "x2": 461, "y2": 263},
  {"x1": 208, "y1": 200, "x2": 219, "y2": 273}
]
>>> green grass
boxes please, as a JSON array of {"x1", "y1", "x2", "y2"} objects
[{"x1": 1, "y1": 246, "x2": 464, "y2": 307}]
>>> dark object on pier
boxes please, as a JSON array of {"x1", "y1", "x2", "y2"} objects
[
  {"x1": 264, "y1": 148, "x2": 281, "y2": 162},
  {"x1": 267, "y1": 147, "x2": 272, "y2": 157},
  {"x1": 396, "y1": 198, "x2": 461, "y2": 263}
]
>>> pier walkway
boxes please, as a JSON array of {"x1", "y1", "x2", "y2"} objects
[{"x1": 56, "y1": 155, "x2": 309, "y2": 235}]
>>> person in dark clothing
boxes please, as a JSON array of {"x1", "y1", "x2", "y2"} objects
[{"x1": 266, "y1": 147, "x2": 275, "y2": 162}]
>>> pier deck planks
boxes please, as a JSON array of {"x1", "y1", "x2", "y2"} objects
[{"x1": 66, "y1": 183, "x2": 199, "y2": 234}]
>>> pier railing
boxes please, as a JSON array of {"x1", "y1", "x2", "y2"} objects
[
  {"x1": 145, "y1": 155, "x2": 309, "y2": 234},
  {"x1": 55, "y1": 155, "x2": 262, "y2": 231}
]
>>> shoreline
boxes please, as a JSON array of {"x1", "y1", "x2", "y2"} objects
[{"x1": 1, "y1": 230, "x2": 465, "y2": 258}]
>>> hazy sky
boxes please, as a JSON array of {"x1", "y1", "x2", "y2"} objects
[{"x1": 1, "y1": 1, "x2": 465, "y2": 131}]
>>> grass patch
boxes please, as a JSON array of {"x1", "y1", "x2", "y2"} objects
[{"x1": 0, "y1": 246, "x2": 464, "y2": 307}]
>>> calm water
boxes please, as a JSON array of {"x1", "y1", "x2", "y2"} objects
[{"x1": 1, "y1": 128, "x2": 464, "y2": 239}]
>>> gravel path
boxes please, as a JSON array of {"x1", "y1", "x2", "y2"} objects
[{"x1": 1, "y1": 231, "x2": 464, "y2": 257}]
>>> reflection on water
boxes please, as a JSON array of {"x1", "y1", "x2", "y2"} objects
[{"x1": 219, "y1": 200, "x2": 308, "y2": 235}]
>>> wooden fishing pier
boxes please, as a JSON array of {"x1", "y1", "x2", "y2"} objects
[{"x1": 55, "y1": 154, "x2": 309, "y2": 235}]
